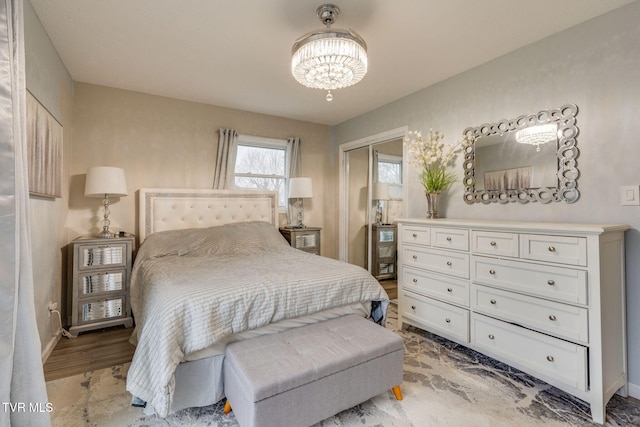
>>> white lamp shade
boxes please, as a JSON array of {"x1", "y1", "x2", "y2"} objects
[
  {"x1": 373, "y1": 182, "x2": 389, "y2": 200},
  {"x1": 85, "y1": 166, "x2": 128, "y2": 197},
  {"x1": 289, "y1": 177, "x2": 313, "y2": 199}
]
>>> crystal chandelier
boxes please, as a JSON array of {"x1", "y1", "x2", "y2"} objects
[
  {"x1": 515, "y1": 123, "x2": 558, "y2": 152},
  {"x1": 291, "y1": 4, "x2": 367, "y2": 101}
]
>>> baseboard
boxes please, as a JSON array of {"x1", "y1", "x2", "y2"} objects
[
  {"x1": 41, "y1": 333, "x2": 61, "y2": 364},
  {"x1": 629, "y1": 382, "x2": 640, "y2": 400}
]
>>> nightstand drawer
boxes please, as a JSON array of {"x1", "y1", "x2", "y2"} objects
[
  {"x1": 79, "y1": 297, "x2": 126, "y2": 324},
  {"x1": 472, "y1": 285, "x2": 589, "y2": 343},
  {"x1": 79, "y1": 270, "x2": 125, "y2": 296},
  {"x1": 78, "y1": 243, "x2": 128, "y2": 269}
]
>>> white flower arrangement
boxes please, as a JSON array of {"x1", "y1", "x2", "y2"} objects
[{"x1": 404, "y1": 129, "x2": 472, "y2": 193}]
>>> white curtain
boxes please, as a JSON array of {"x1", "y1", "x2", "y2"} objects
[
  {"x1": 286, "y1": 137, "x2": 301, "y2": 225},
  {"x1": 0, "y1": 0, "x2": 52, "y2": 425},
  {"x1": 212, "y1": 128, "x2": 238, "y2": 189}
]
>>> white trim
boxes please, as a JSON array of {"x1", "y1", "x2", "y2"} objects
[
  {"x1": 41, "y1": 333, "x2": 61, "y2": 364},
  {"x1": 629, "y1": 382, "x2": 640, "y2": 400},
  {"x1": 237, "y1": 134, "x2": 287, "y2": 148},
  {"x1": 338, "y1": 126, "x2": 408, "y2": 264}
]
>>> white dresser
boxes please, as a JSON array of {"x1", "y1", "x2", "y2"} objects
[{"x1": 396, "y1": 218, "x2": 628, "y2": 424}]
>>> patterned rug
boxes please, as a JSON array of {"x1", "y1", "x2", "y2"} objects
[{"x1": 46, "y1": 306, "x2": 640, "y2": 426}]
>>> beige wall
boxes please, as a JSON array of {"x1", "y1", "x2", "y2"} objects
[{"x1": 68, "y1": 83, "x2": 335, "y2": 256}]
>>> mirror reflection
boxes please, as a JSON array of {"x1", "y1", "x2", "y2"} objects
[{"x1": 463, "y1": 104, "x2": 579, "y2": 204}]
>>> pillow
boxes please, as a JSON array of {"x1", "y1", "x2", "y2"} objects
[{"x1": 188, "y1": 221, "x2": 290, "y2": 256}]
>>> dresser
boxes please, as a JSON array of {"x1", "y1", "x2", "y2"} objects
[
  {"x1": 396, "y1": 218, "x2": 628, "y2": 424},
  {"x1": 67, "y1": 236, "x2": 135, "y2": 335},
  {"x1": 279, "y1": 227, "x2": 322, "y2": 255},
  {"x1": 366, "y1": 223, "x2": 397, "y2": 280}
]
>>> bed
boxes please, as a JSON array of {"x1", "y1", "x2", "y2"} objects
[{"x1": 126, "y1": 188, "x2": 390, "y2": 417}]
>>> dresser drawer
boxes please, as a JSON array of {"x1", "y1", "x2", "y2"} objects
[
  {"x1": 77, "y1": 243, "x2": 128, "y2": 270},
  {"x1": 472, "y1": 256, "x2": 587, "y2": 305},
  {"x1": 403, "y1": 246, "x2": 470, "y2": 279},
  {"x1": 403, "y1": 226, "x2": 430, "y2": 246},
  {"x1": 520, "y1": 234, "x2": 587, "y2": 266},
  {"x1": 472, "y1": 313, "x2": 587, "y2": 391},
  {"x1": 471, "y1": 285, "x2": 589, "y2": 343},
  {"x1": 402, "y1": 266, "x2": 469, "y2": 307},
  {"x1": 472, "y1": 231, "x2": 519, "y2": 258},
  {"x1": 402, "y1": 292, "x2": 469, "y2": 343},
  {"x1": 431, "y1": 227, "x2": 469, "y2": 251}
]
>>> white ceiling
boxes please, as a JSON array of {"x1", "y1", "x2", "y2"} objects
[{"x1": 29, "y1": 0, "x2": 633, "y2": 126}]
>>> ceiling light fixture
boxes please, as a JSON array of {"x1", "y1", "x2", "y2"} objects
[
  {"x1": 291, "y1": 4, "x2": 368, "y2": 102},
  {"x1": 515, "y1": 123, "x2": 558, "y2": 152}
]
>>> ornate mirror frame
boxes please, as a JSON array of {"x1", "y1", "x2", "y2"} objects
[{"x1": 462, "y1": 104, "x2": 579, "y2": 204}]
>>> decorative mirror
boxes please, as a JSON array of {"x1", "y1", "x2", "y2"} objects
[{"x1": 462, "y1": 104, "x2": 579, "y2": 204}]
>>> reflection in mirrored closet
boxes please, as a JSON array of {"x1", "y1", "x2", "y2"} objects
[{"x1": 340, "y1": 130, "x2": 406, "y2": 300}]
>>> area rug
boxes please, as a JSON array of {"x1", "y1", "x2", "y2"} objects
[{"x1": 46, "y1": 308, "x2": 640, "y2": 426}]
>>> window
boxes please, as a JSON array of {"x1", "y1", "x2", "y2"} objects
[
  {"x1": 234, "y1": 135, "x2": 289, "y2": 207},
  {"x1": 377, "y1": 153, "x2": 403, "y2": 198}
]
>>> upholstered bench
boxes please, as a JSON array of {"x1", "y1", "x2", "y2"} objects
[{"x1": 223, "y1": 314, "x2": 404, "y2": 427}]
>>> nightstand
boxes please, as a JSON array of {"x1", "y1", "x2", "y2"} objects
[
  {"x1": 67, "y1": 236, "x2": 134, "y2": 335},
  {"x1": 367, "y1": 223, "x2": 397, "y2": 280},
  {"x1": 279, "y1": 227, "x2": 322, "y2": 255}
]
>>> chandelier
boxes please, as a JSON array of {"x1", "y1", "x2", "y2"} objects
[
  {"x1": 515, "y1": 123, "x2": 558, "y2": 152},
  {"x1": 291, "y1": 4, "x2": 368, "y2": 101}
]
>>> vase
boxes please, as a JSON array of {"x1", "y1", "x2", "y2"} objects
[{"x1": 425, "y1": 192, "x2": 441, "y2": 219}]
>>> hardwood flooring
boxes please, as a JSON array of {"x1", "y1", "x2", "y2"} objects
[
  {"x1": 43, "y1": 326, "x2": 135, "y2": 382},
  {"x1": 380, "y1": 278, "x2": 397, "y2": 300}
]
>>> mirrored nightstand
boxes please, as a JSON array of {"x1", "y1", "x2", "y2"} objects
[{"x1": 279, "y1": 227, "x2": 322, "y2": 255}]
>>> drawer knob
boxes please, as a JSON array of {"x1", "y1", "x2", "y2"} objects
[
  {"x1": 488, "y1": 334, "x2": 495, "y2": 340},
  {"x1": 490, "y1": 299, "x2": 497, "y2": 305},
  {"x1": 549, "y1": 314, "x2": 557, "y2": 321},
  {"x1": 412, "y1": 233, "x2": 418, "y2": 238},
  {"x1": 446, "y1": 237, "x2": 452, "y2": 242},
  {"x1": 446, "y1": 261, "x2": 452, "y2": 266},
  {"x1": 413, "y1": 255, "x2": 418, "y2": 260},
  {"x1": 445, "y1": 318, "x2": 451, "y2": 323},
  {"x1": 412, "y1": 278, "x2": 418, "y2": 283},
  {"x1": 447, "y1": 287, "x2": 453, "y2": 293},
  {"x1": 489, "y1": 269, "x2": 496, "y2": 275},
  {"x1": 411, "y1": 305, "x2": 416, "y2": 310},
  {"x1": 490, "y1": 241, "x2": 497, "y2": 246},
  {"x1": 547, "y1": 355, "x2": 554, "y2": 362},
  {"x1": 548, "y1": 246, "x2": 556, "y2": 252},
  {"x1": 547, "y1": 279, "x2": 555, "y2": 286}
]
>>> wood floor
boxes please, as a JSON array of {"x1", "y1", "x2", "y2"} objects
[
  {"x1": 43, "y1": 326, "x2": 135, "y2": 382},
  {"x1": 43, "y1": 280, "x2": 397, "y2": 382}
]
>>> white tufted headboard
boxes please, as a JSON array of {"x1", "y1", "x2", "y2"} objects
[{"x1": 138, "y1": 188, "x2": 278, "y2": 243}]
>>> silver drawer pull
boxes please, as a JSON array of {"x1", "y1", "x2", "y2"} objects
[
  {"x1": 490, "y1": 241, "x2": 497, "y2": 246},
  {"x1": 547, "y1": 355, "x2": 554, "y2": 362},
  {"x1": 489, "y1": 269, "x2": 496, "y2": 275},
  {"x1": 413, "y1": 255, "x2": 418, "y2": 260},
  {"x1": 446, "y1": 261, "x2": 452, "y2": 266},
  {"x1": 490, "y1": 299, "x2": 496, "y2": 304},
  {"x1": 412, "y1": 233, "x2": 418, "y2": 238},
  {"x1": 547, "y1": 279, "x2": 555, "y2": 286},
  {"x1": 411, "y1": 305, "x2": 416, "y2": 310},
  {"x1": 549, "y1": 315, "x2": 557, "y2": 321},
  {"x1": 488, "y1": 334, "x2": 495, "y2": 340},
  {"x1": 447, "y1": 287, "x2": 453, "y2": 292},
  {"x1": 548, "y1": 246, "x2": 556, "y2": 252},
  {"x1": 445, "y1": 318, "x2": 451, "y2": 323},
  {"x1": 412, "y1": 278, "x2": 418, "y2": 283},
  {"x1": 446, "y1": 237, "x2": 452, "y2": 241}
]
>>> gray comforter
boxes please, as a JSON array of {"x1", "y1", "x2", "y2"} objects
[{"x1": 126, "y1": 221, "x2": 388, "y2": 417}]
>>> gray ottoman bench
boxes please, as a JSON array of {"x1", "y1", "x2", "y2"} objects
[{"x1": 223, "y1": 314, "x2": 404, "y2": 427}]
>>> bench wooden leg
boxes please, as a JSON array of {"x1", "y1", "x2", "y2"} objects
[
  {"x1": 392, "y1": 385, "x2": 403, "y2": 401},
  {"x1": 223, "y1": 400, "x2": 232, "y2": 414}
]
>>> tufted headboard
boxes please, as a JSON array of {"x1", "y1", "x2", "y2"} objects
[{"x1": 138, "y1": 188, "x2": 278, "y2": 243}]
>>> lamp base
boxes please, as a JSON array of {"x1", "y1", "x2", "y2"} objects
[
  {"x1": 283, "y1": 224, "x2": 306, "y2": 229},
  {"x1": 95, "y1": 226, "x2": 115, "y2": 239}
]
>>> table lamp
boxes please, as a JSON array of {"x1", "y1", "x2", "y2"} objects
[
  {"x1": 373, "y1": 182, "x2": 389, "y2": 225},
  {"x1": 288, "y1": 177, "x2": 313, "y2": 228},
  {"x1": 85, "y1": 166, "x2": 128, "y2": 238}
]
